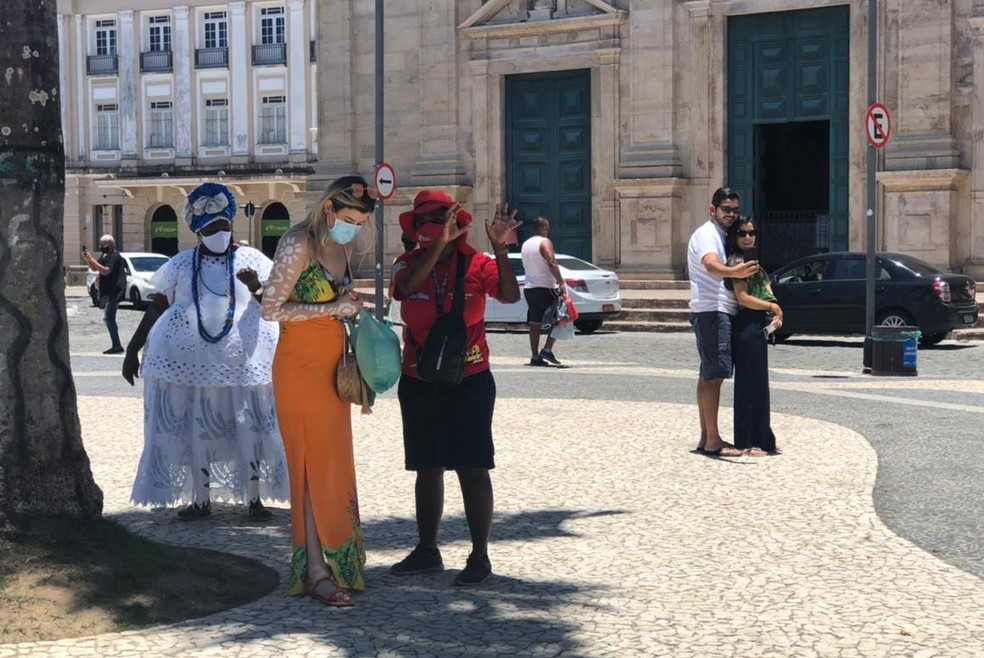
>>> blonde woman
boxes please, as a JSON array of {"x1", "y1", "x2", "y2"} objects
[{"x1": 261, "y1": 175, "x2": 375, "y2": 607}]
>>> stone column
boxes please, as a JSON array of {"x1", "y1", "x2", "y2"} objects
[
  {"x1": 57, "y1": 15, "x2": 70, "y2": 162},
  {"x1": 229, "y1": 2, "x2": 249, "y2": 158},
  {"x1": 877, "y1": 0, "x2": 967, "y2": 269},
  {"x1": 173, "y1": 6, "x2": 193, "y2": 163},
  {"x1": 74, "y1": 14, "x2": 86, "y2": 159},
  {"x1": 883, "y1": 0, "x2": 959, "y2": 170},
  {"x1": 310, "y1": 0, "x2": 355, "y2": 186},
  {"x1": 287, "y1": 0, "x2": 307, "y2": 155},
  {"x1": 683, "y1": 0, "x2": 716, "y2": 237},
  {"x1": 411, "y1": 2, "x2": 467, "y2": 185},
  {"x1": 966, "y1": 12, "x2": 984, "y2": 277},
  {"x1": 118, "y1": 10, "x2": 137, "y2": 161},
  {"x1": 617, "y1": 0, "x2": 681, "y2": 178}
]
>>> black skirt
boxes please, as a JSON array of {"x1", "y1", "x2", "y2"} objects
[{"x1": 397, "y1": 369, "x2": 496, "y2": 471}]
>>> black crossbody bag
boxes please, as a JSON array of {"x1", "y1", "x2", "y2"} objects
[{"x1": 413, "y1": 252, "x2": 467, "y2": 385}]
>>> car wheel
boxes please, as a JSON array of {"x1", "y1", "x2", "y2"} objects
[
  {"x1": 130, "y1": 287, "x2": 146, "y2": 311},
  {"x1": 574, "y1": 319, "x2": 603, "y2": 334},
  {"x1": 876, "y1": 309, "x2": 915, "y2": 328},
  {"x1": 918, "y1": 332, "x2": 947, "y2": 346},
  {"x1": 89, "y1": 284, "x2": 99, "y2": 307}
]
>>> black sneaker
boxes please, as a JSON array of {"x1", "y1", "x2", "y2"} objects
[
  {"x1": 529, "y1": 355, "x2": 548, "y2": 367},
  {"x1": 390, "y1": 545, "x2": 444, "y2": 575},
  {"x1": 176, "y1": 501, "x2": 211, "y2": 520},
  {"x1": 103, "y1": 346, "x2": 125, "y2": 355},
  {"x1": 539, "y1": 349, "x2": 561, "y2": 365},
  {"x1": 454, "y1": 552, "x2": 492, "y2": 587}
]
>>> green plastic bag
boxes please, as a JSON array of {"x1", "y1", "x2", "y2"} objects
[{"x1": 352, "y1": 308, "x2": 402, "y2": 394}]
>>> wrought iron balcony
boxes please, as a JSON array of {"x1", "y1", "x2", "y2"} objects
[
  {"x1": 195, "y1": 47, "x2": 229, "y2": 69},
  {"x1": 140, "y1": 50, "x2": 173, "y2": 73},
  {"x1": 252, "y1": 43, "x2": 287, "y2": 66},
  {"x1": 86, "y1": 54, "x2": 118, "y2": 76}
]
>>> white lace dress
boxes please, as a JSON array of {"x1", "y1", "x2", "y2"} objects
[{"x1": 130, "y1": 246, "x2": 290, "y2": 506}]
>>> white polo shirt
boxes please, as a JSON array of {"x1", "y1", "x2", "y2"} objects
[{"x1": 688, "y1": 220, "x2": 738, "y2": 315}]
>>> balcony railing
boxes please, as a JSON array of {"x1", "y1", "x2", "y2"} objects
[
  {"x1": 140, "y1": 50, "x2": 173, "y2": 73},
  {"x1": 86, "y1": 54, "x2": 118, "y2": 76},
  {"x1": 195, "y1": 47, "x2": 229, "y2": 69},
  {"x1": 252, "y1": 43, "x2": 287, "y2": 66},
  {"x1": 310, "y1": 40, "x2": 316, "y2": 63}
]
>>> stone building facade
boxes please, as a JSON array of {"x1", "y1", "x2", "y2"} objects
[
  {"x1": 57, "y1": 0, "x2": 320, "y2": 264},
  {"x1": 314, "y1": 0, "x2": 984, "y2": 279},
  {"x1": 56, "y1": 0, "x2": 984, "y2": 279}
]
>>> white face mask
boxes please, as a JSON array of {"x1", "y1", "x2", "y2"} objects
[{"x1": 201, "y1": 230, "x2": 232, "y2": 254}]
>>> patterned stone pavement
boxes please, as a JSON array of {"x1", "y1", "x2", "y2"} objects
[{"x1": 5, "y1": 297, "x2": 984, "y2": 656}]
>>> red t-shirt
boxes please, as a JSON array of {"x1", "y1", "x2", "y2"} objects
[{"x1": 391, "y1": 244, "x2": 502, "y2": 380}]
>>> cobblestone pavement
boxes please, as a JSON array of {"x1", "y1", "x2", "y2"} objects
[{"x1": 6, "y1": 294, "x2": 983, "y2": 657}]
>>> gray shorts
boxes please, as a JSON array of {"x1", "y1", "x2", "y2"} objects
[{"x1": 691, "y1": 311, "x2": 734, "y2": 380}]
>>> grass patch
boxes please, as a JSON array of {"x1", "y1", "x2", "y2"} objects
[{"x1": 0, "y1": 517, "x2": 278, "y2": 643}]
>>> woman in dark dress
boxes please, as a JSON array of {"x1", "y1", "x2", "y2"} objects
[{"x1": 725, "y1": 216, "x2": 783, "y2": 456}]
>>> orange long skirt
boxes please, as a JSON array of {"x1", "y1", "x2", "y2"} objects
[{"x1": 273, "y1": 316, "x2": 365, "y2": 594}]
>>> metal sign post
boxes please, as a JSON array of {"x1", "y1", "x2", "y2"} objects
[
  {"x1": 374, "y1": 0, "x2": 385, "y2": 321},
  {"x1": 865, "y1": 0, "x2": 879, "y2": 357}
]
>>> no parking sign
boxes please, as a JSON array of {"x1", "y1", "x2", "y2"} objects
[{"x1": 866, "y1": 103, "x2": 891, "y2": 149}]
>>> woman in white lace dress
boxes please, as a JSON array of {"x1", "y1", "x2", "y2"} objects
[{"x1": 122, "y1": 183, "x2": 289, "y2": 520}]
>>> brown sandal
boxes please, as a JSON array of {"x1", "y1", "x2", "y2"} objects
[{"x1": 307, "y1": 573, "x2": 353, "y2": 608}]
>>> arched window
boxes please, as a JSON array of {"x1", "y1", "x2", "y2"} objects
[
  {"x1": 150, "y1": 205, "x2": 178, "y2": 256},
  {"x1": 260, "y1": 202, "x2": 290, "y2": 258}
]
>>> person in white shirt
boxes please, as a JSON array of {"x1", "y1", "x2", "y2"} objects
[
  {"x1": 687, "y1": 188, "x2": 759, "y2": 456},
  {"x1": 521, "y1": 217, "x2": 566, "y2": 366}
]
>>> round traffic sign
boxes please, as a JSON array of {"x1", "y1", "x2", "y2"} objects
[
  {"x1": 866, "y1": 103, "x2": 891, "y2": 149},
  {"x1": 374, "y1": 163, "x2": 396, "y2": 200}
]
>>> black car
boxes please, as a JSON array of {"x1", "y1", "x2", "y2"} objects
[{"x1": 769, "y1": 252, "x2": 978, "y2": 345}]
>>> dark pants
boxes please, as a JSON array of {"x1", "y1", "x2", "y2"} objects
[
  {"x1": 732, "y1": 309, "x2": 776, "y2": 451},
  {"x1": 102, "y1": 295, "x2": 122, "y2": 349}
]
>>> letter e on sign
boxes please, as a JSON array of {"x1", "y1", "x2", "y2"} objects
[{"x1": 866, "y1": 103, "x2": 891, "y2": 149}]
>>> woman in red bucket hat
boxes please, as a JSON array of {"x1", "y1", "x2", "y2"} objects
[{"x1": 389, "y1": 191, "x2": 521, "y2": 586}]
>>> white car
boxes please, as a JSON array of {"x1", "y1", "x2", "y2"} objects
[
  {"x1": 87, "y1": 252, "x2": 170, "y2": 310},
  {"x1": 387, "y1": 253, "x2": 622, "y2": 334}
]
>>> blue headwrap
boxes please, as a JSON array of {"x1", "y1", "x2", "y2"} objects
[{"x1": 184, "y1": 183, "x2": 236, "y2": 233}]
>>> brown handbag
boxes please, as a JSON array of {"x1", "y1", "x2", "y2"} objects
[{"x1": 336, "y1": 323, "x2": 373, "y2": 415}]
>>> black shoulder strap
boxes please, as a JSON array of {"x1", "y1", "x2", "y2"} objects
[{"x1": 450, "y1": 252, "x2": 467, "y2": 317}]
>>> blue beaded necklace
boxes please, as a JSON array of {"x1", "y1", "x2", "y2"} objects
[{"x1": 192, "y1": 245, "x2": 236, "y2": 343}]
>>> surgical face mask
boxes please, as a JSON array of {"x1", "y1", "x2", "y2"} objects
[
  {"x1": 99, "y1": 244, "x2": 110, "y2": 254},
  {"x1": 329, "y1": 219, "x2": 362, "y2": 245},
  {"x1": 200, "y1": 230, "x2": 232, "y2": 254}
]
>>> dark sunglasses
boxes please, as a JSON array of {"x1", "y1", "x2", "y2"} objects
[
  {"x1": 346, "y1": 183, "x2": 379, "y2": 200},
  {"x1": 736, "y1": 229, "x2": 756, "y2": 238},
  {"x1": 716, "y1": 205, "x2": 741, "y2": 215}
]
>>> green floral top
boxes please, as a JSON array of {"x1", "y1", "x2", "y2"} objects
[
  {"x1": 726, "y1": 254, "x2": 776, "y2": 304},
  {"x1": 288, "y1": 260, "x2": 350, "y2": 304}
]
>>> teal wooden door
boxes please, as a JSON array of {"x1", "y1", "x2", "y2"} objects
[
  {"x1": 506, "y1": 70, "x2": 592, "y2": 260},
  {"x1": 728, "y1": 7, "x2": 849, "y2": 267}
]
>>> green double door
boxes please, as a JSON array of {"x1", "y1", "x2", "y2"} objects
[
  {"x1": 728, "y1": 7, "x2": 849, "y2": 269},
  {"x1": 505, "y1": 70, "x2": 592, "y2": 260}
]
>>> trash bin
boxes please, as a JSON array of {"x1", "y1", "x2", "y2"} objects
[{"x1": 869, "y1": 326, "x2": 920, "y2": 376}]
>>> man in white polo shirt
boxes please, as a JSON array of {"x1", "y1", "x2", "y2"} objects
[{"x1": 688, "y1": 188, "x2": 759, "y2": 456}]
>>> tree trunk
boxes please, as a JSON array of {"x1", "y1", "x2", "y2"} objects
[{"x1": 0, "y1": 1, "x2": 103, "y2": 532}]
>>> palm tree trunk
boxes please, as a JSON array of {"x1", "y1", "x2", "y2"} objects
[{"x1": 0, "y1": 1, "x2": 103, "y2": 532}]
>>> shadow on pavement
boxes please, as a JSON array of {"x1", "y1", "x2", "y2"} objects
[{"x1": 110, "y1": 506, "x2": 618, "y2": 656}]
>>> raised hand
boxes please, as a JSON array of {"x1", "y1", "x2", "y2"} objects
[
  {"x1": 485, "y1": 202, "x2": 521, "y2": 251},
  {"x1": 236, "y1": 267, "x2": 261, "y2": 292},
  {"x1": 438, "y1": 203, "x2": 468, "y2": 245}
]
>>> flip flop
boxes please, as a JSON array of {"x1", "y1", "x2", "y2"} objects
[
  {"x1": 307, "y1": 574, "x2": 354, "y2": 608},
  {"x1": 702, "y1": 446, "x2": 744, "y2": 457}
]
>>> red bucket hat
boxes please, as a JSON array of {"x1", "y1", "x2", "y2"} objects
[{"x1": 398, "y1": 190, "x2": 473, "y2": 242}]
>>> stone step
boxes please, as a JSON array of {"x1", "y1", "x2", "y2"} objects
[
  {"x1": 602, "y1": 320, "x2": 692, "y2": 333},
  {"x1": 614, "y1": 308, "x2": 691, "y2": 323},
  {"x1": 621, "y1": 297, "x2": 689, "y2": 309}
]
